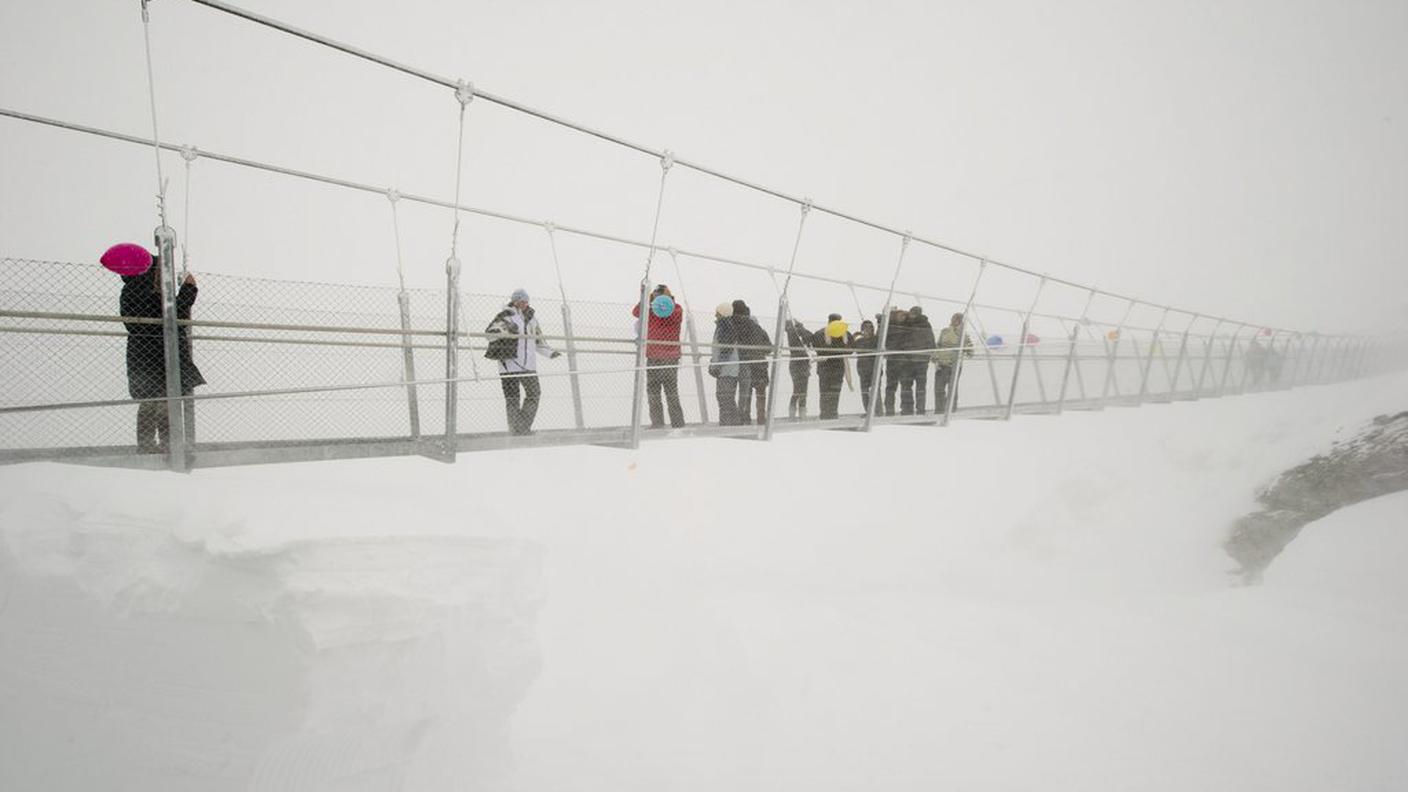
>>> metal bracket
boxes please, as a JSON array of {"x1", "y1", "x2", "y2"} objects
[{"x1": 454, "y1": 80, "x2": 475, "y2": 107}]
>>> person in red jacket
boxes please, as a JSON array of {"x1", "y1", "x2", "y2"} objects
[{"x1": 632, "y1": 284, "x2": 686, "y2": 428}]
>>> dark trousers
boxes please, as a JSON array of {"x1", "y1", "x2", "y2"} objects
[
  {"x1": 883, "y1": 360, "x2": 909, "y2": 416},
  {"x1": 136, "y1": 389, "x2": 195, "y2": 452},
  {"x1": 501, "y1": 373, "x2": 541, "y2": 435},
  {"x1": 716, "y1": 375, "x2": 740, "y2": 426},
  {"x1": 788, "y1": 360, "x2": 810, "y2": 418},
  {"x1": 647, "y1": 358, "x2": 685, "y2": 428},
  {"x1": 934, "y1": 364, "x2": 959, "y2": 411},
  {"x1": 817, "y1": 361, "x2": 845, "y2": 419},
  {"x1": 901, "y1": 360, "x2": 929, "y2": 414},
  {"x1": 736, "y1": 367, "x2": 767, "y2": 425}
]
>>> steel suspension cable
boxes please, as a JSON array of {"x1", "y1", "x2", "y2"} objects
[{"x1": 139, "y1": 0, "x2": 170, "y2": 226}]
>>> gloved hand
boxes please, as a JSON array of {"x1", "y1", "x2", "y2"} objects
[{"x1": 551, "y1": 351, "x2": 562, "y2": 359}]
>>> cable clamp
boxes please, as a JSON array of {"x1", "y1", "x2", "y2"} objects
[
  {"x1": 800, "y1": 197, "x2": 813, "y2": 216},
  {"x1": 454, "y1": 80, "x2": 475, "y2": 107},
  {"x1": 544, "y1": 221, "x2": 556, "y2": 235},
  {"x1": 179, "y1": 144, "x2": 198, "y2": 163},
  {"x1": 666, "y1": 247, "x2": 678, "y2": 259},
  {"x1": 660, "y1": 150, "x2": 674, "y2": 172},
  {"x1": 386, "y1": 188, "x2": 400, "y2": 204},
  {"x1": 445, "y1": 256, "x2": 461, "y2": 277}
]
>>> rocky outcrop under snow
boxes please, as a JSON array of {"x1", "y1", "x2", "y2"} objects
[{"x1": 1227, "y1": 411, "x2": 1408, "y2": 583}]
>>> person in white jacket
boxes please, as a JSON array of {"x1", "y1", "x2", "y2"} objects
[{"x1": 486, "y1": 288, "x2": 560, "y2": 435}]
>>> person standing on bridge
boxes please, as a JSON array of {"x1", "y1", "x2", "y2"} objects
[
  {"x1": 708, "y1": 302, "x2": 740, "y2": 425},
  {"x1": 853, "y1": 319, "x2": 879, "y2": 414},
  {"x1": 120, "y1": 251, "x2": 205, "y2": 453},
  {"x1": 785, "y1": 318, "x2": 813, "y2": 419},
  {"x1": 485, "y1": 289, "x2": 560, "y2": 436},
  {"x1": 901, "y1": 306, "x2": 935, "y2": 414},
  {"x1": 731, "y1": 300, "x2": 771, "y2": 425},
  {"x1": 882, "y1": 307, "x2": 911, "y2": 416},
  {"x1": 631, "y1": 284, "x2": 686, "y2": 429},
  {"x1": 933, "y1": 312, "x2": 976, "y2": 412},
  {"x1": 811, "y1": 314, "x2": 853, "y2": 419}
]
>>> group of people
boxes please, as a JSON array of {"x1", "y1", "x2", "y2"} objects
[
  {"x1": 770, "y1": 307, "x2": 980, "y2": 421},
  {"x1": 482, "y1": 287, "x2": 985, "y2": 435},
  {"x1": 483, "y1": 286, "x2": 981, "y2": 436},
  {"x1": 115, "y1": 245, "x2": 981, "y2": 447}
]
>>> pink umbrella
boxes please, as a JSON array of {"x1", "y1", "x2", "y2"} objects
[{"x1": 100, "y1": 243, "x2": 153, "y2": 276}]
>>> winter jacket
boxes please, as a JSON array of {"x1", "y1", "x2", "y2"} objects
[
  {"x1": 852, "y1": 332, "x2": 879, "y2": 383},
  {"x1": 899, "y1": 314, "x2": 935, "y2": 364},
  {"x1": 785, "y1": 322, "x2": 813, "y2": 358},
  {"x1": 121, "y1": 265, "x2": 205, "y2": 399},
  {"x1": 709, "y1": 315, "x2": 739, "y2": 378},
  {"x1": 733, "y1": 316, "x2": 772, "y2": 384},
  {"x1": 487, "y1": 305, "x2": 557, "y2": 374},
  {"x1": 933, "y1": 325, "x2": 978, "y2": 367},
  {"x1": 631, "y1": 301, "x2": 684, "y2": 360}
]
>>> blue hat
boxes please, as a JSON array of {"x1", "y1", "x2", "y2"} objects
[
  {"x1": 510, "y1": 288, "x2": 530, "y2": 303},
  {"x1": 651, "y1": 294, "x2": 675, "y2": 318}
]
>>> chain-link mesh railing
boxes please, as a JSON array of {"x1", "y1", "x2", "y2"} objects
[{"x1": 0, "y1": 257, "x2": 1392, "y2": 470}]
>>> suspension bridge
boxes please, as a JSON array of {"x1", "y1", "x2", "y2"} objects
[{"x1": 0, "y1": 0, "x2": 1396, "y2": 473}]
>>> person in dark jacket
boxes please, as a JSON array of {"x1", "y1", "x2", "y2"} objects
[
  {"x1": 881, "y1": 307, "x2": 910, "y2": 416},
  {"x1": 784, "y1": 318, "x2": 813, "y2": 419},
  {"x1": 811, "y1": 313, "x2": 853, "y2": 419},
  {"x1": 120, "y1": 257, "x2": 205, "y2": 452},
  {"x1": 730, "y1": 299, "x2": 770, "y2": 425},
  {"x1": 852, "y1": 319, "x2": 879, "y2": 414},
  {"x1": 900, "y1": 306, "x2": 935, "y2": 414},
  {"x1": 632, "y1": 284, "x2": 686, "y2": 428},
  {"x1": 708, "y1": 302, "x2": 740, "y2": 425}
]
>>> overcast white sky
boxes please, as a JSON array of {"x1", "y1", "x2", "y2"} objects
[{"x1": 2, "y1": 0, "x2": 1405, "y2": 334}]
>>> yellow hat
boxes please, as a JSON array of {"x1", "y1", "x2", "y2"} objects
[{"x1": 826, "y1": 319, "x2": 848, "y2": 339}]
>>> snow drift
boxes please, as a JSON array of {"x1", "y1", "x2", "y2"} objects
[{"x1": 2, "y1": 371, "x2": 1406, "y2": 791}]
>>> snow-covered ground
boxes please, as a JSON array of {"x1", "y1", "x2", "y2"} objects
[{"x1": 2, "y1": 373, "x2": 1406, "y2": 791}]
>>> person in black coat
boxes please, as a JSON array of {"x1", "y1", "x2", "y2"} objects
[
  {"x1": 810, "y1": 313, "x2": 853, "y2": 420},
  {"x1": 784, "y1": 318, "x2": 813, "y2": 419},
  {"x1": 120, "y1": 258, "x2": 205, "y2": 452},
  {"x1": 730, "y1": 300, "x2": 771, "y2": 425},
  {"x1": 852, "y1": 319, "x2": 879, "y2": 414},
  {"x1": 881, "y1": 308, "x2": 910, "y2": 416},
  {"x1": 900, "y1": 306, "x2": 935, "y2": 414}
]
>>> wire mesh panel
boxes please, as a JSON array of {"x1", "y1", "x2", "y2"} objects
[{"x1": 0, "y1": 256, "x2": 1385, "y2": 468}]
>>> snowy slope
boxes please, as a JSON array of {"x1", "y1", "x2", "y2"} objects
[{"x1": 2, "y1": 373, "x2": 1406, "y2": 791}]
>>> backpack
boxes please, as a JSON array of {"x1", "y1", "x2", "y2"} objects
[{"x1": 484, "y1": 310, "x2": 517, "y2": 361}]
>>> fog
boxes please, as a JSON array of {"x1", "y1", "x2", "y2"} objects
[{"x1": 2, "y1": 0, "x2": 1406, "y2": 332}]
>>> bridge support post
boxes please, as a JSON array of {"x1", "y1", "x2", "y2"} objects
[
  {"x1": 560, "y1": 302, "x2": 586, "y2": 430},
  {"x1": 1194, "y1": 319, "x2": 1224, "y2": 398},
  {"x1": 442, "y1": 256, "x2": 460, "y2": 462},
  {"x1": 629, "y1": 280, "x2": 650, "y2": 449},
  {"x1": 397, "y1": 290, "x2": 421, "y2": 439},
  {"x1": 762, "y1": 297, "x2": 788, "y2": 441},
  {"x1": 1004, "y1": 277, "x2": 1046, "y2": 420},
  {"x1": 156, "y1": 225, "x2": 190, "y2": 472}
]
